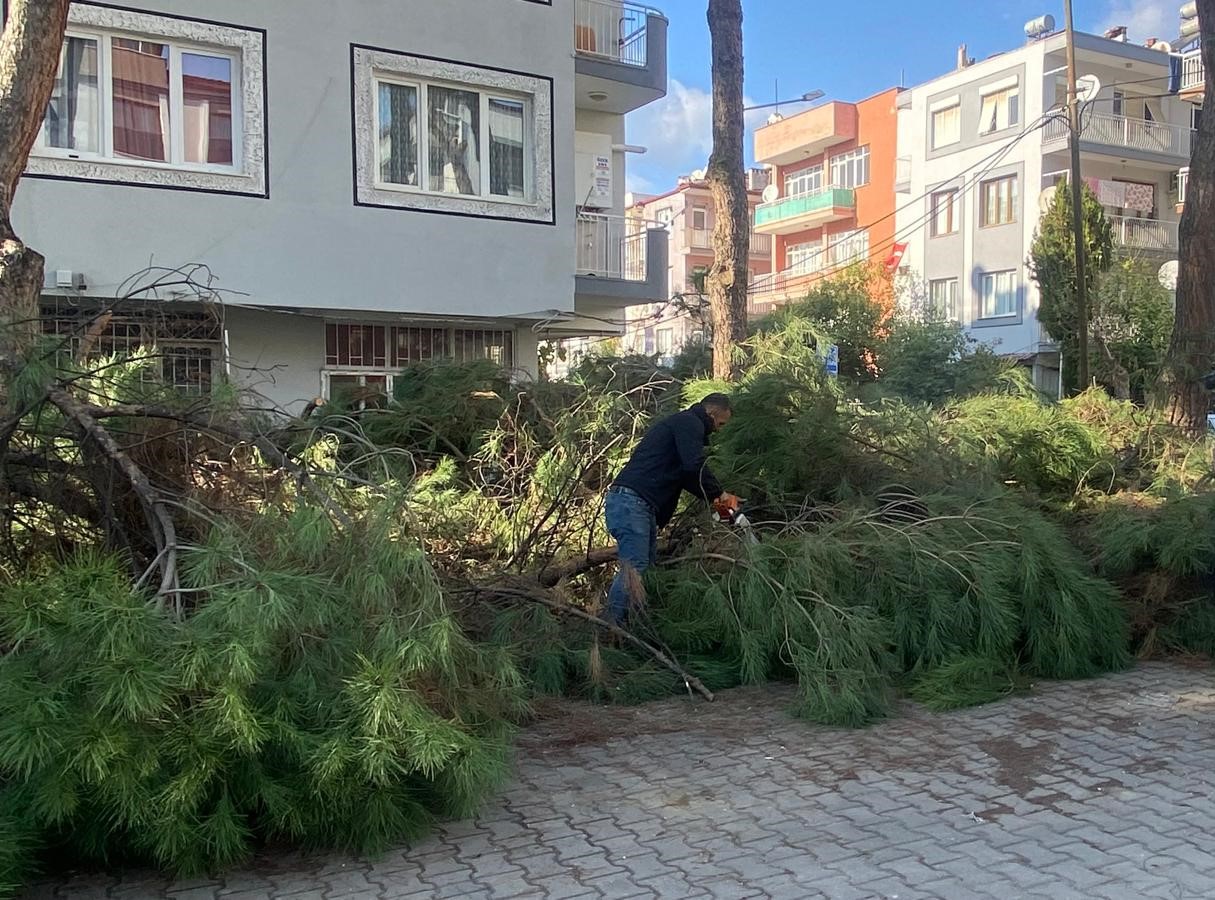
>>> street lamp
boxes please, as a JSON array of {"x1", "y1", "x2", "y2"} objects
[{"x1": 743, "y1": 90, "x2": 825, "y2": 113}]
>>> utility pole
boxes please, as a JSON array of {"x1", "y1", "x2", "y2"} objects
[{"x1": 1063, "y1": 0, "x2": 1090, "y2": 389}]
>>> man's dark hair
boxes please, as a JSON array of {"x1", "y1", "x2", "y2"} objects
[{"x1": 699, "y1": 393, "x2": 733, "y2": 413}]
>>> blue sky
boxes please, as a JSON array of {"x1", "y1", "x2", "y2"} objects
[{"x1": 625, "y1": 0, "x2": 1178, "y2": 195}]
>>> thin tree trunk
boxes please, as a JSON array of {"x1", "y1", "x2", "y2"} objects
[
  {"x1": 705, "y1": 0, "x2": 748, "y2": 381},
  {"x1": 0, "y1": 0, "x2": 72, "y2": 388},
  {"x1": 1160, "y1": 0, "x2": 1215, "y2": 434}
]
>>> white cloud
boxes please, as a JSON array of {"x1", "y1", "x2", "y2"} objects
[
  {"x1": 625, "y1": 79, "x2": 769, "y2": 189},
  {"x1": 1095, "y1": 0, "x2": 1177, "y2": 44}
]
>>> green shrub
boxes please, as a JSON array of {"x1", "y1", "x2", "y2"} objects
[{"x1": 0, "y1": 508, "x2": 522, "y2": 890}]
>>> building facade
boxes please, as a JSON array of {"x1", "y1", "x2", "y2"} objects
[
  {"x1": 896, "y1": 28, "x2": 1192, "y2": 394},
  {"x1": 17, "y1": 0, "x2": 670, "y2": 411},
  {"x1": 748, "y1": 88, "x2": 903, "y2": 312},
  {"x1": 618, "y1": 173, "x2": 772, "y2": 361}
]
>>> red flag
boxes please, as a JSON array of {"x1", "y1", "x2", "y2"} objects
[{"x1": 885, "y1": 242, "x2": 908, "y2": 273}]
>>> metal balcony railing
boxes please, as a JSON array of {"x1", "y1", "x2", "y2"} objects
[
  {"x1": 1109, "y1": 215, "x2": 1179, "y2": 252},
  {"x1": 1044, "y1": 113, "x2": 1192, "y2": 158},
  {"x1": 1181, "y1": 49, "x2": 1205, "y2": 93},
  {"x1": 574, "y1": 0, "x2": 656, "y2": 68},
  {"x1": 685, "y1": 227, "x2": 772, "y2": 255},
  {"x1": 576, "y1": 212, "x2": 659, "y2": 280}
]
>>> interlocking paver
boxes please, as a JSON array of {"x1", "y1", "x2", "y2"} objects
[{"x1": 25, "y1": 662, "x2": 1215, "y2": 899}]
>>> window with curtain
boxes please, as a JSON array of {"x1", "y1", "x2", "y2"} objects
[
  {"x1": 829, "y1": 147, "x2": 869, "y2": 189},
  {"x1": 932, "y1": 104, "x2": 960, "y2": 149},
  {"x1": 980, "y1": 175, "x2": 1018, "y2": 226},
  {"x1": 36, "y1": 30, "x2": 239, "y2": 169},
  {"x1": 930, "y1": 189, "x2": 959, "y2": 236},
  {"x1": 826, "y1": 229, "x2": 869, "y2": 267},
  {"x1": 42, "y1": 35, "x2": 100, "y2": 153},
  {"x1": 786, "y1": 240, "x2": 823, "y2": 273},
  {"x1": 978, "y1": 86, "x2": 1019, "y2": 134},
  {"x1": 979, "y1": 270, "x2": 1018, "y2": 318},
  {"x1": 375, "y1": 76, "x2": 532, "y2": 202},
  {"x1": 928, "y1": 278, "x2": 958, "y2": 320}
]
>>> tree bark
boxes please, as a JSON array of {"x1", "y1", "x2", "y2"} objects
[
  {"x1": 705, "y1": 0, "x2": 749, "y2": 381},
  {"x1": 1160, "y1": 0, "x2": 1215, "y2": 434},
  {"x1": 0, "y1": 0, "x2": 71, "y2": 387}
]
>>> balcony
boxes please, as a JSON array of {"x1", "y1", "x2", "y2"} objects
[
  {"x1": 575, "y1": 212, "x2": 669, "y2": 310},
  {"x1": 684, "y1": 227, "x2": 772, "y2": 257},
  {"x1": 753, "y1": 187, "x2": 856, "y2": 236},
  {"x1": 575, "y1": 0, "x2": 668, "y2": 114},
  {"x1": 1180, "y1": 49, "x2": 1205, "y2": 102},
  {"x1": 1043, "y1": 113, "x2": 1192, "y2": 165},
  {"x1": 1109, "y1": 215, "x2": 1178, "y2": 253},
  {"x1": 753, "y1": 101, "x2": 857, "y2": 167}
]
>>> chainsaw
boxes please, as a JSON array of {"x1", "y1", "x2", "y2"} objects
[{"x1": 712, "y1": 497, "x2": 759, "y2": 545}]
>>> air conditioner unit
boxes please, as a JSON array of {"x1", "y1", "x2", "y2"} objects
[{"x1": 54, "y1": 269, "x2": 85, "y2": 290}]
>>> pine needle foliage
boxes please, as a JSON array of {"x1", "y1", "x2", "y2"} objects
[{"x1": 0, "y1": 508, "x2": 523, "y2": 889}]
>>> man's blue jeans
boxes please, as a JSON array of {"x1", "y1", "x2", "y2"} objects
[{"x1": 604, "y1": 487, "x2": 658, "y2": 624}]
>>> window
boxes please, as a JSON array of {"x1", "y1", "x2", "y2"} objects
[
  {"x1": 980, "y1": 175, "x2": 1018, "y2": 227},
  {"x1": 928, "y1": 279, "x2": 958, "y2": 320},
  {"x1": 930, "y1": 189, "x2": 959, "y2": 237},
  {"x1": 786, "y1": 241, "x2": 823, "y2": 273},
  {"x1": 784, "y1": 164, "x2": 823, "y2": 197},
  {"x1": 656, "y1": 328, "x2": 674, "y2": 356},
  {"x1": 979, "y1": 270, "x2": 1018, "y2": 318},
  {"x1": 1193, "y1": 106, "x2": 1203, "y2": 133},
  {"x1": 691, "y1": 207, "x2": 708, "y2": 230},
  {"x1": 1112, "y1": 91, "x2": 1125, "y2": 117},
  {"x1": 355, "y1": 46, "x2": 554, "y2": 223},
  {"x1": 688, "y1": 264, "x2": 709, "y2": 291},
  {"x1": 829, "y1": 147, "x2": 869, "y2": 190},
  {"x1": 932, "y1": 103, "x2": 960, "y2": 149},
  {"x1": 29, "y1": 7, "x2": 265, "y2": 196},
  {"x1": 826, "y1": 229, "x2": 869, "y2": 267},
  {"x1": 656, "y1": 207, "x2": 674, "y2": 225},
  {"x1": 978, "y1": 86, "x2": 1019, "y2": 134},
  {"x1": 41, "y1": 301, "x2": 222, "y2": 394}
]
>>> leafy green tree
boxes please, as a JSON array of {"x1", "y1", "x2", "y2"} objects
[
  {"x1": 1029, "y1": 180, "x2": 1115, "y2": 394},
  {"x1": 1091, "y1": 258, "x2": 1174, "y2": 402}
]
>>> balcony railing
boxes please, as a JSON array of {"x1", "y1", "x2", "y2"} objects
[
  {"x1": 1181, "y1": 49, "x2": 1205, "y2": 93},
  {"x1": 1109, "y1": 215, "x2": 1178, "y2": 252},
  {"x1": 576, "y1": 212, "x2": 657, "y2": 280},
  {"x1": 1179, "y1": 167, "x2": 1189, "y2": 206},
  {"x1": 754, "y1": 186, "x2": 856, "y2": 229},
  {"x1": 685, "y1": 227, "x2": 772, "y2": 256},
  {"x1": 1044, "y1": 113, "x2": 1192, "y2": 158},
  {"x1": 574, "y1": 0, "x2": 655, "y2": 68}
]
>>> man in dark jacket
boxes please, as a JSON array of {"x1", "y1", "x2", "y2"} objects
[{"x1": 603, "y1": 393, "x2": 739, "y2": 624}]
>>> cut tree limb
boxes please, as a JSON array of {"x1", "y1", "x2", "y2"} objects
[{"x1": 460, "y1": 579, "x2": 715, "y2": 702}]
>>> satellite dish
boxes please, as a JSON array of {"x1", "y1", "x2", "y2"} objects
[
  {"x1": 1159, "y1": 260, "x2": 1179, "y2": 291},
  {"x1": 761, "y1": 184, "x2": 779, "y2": 203},
  {"x1": 691, "y1": 168, "x2": 706, "y2": 182},
  {"x1": 1039, "y1": 185, "x2": 1058, "y2": 213},
  {"x1": 1076, "y1": 74, "x2": 1101, "y2": 104}
]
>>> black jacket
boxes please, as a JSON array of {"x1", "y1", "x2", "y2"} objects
[{"x1": 612, "y1": 405, "x2": 724, "y2": 527}]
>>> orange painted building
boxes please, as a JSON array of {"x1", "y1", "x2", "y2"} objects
[{"x1": 750, "y1": 87, "x2": 903, "y2": 312}]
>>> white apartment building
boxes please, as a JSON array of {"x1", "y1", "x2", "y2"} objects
[
  {"x1": 896, "y1": 25, "x2": 1193, "y2": 393},
  {"x1": 16, "y1": 0, "x2": 670, "y2": 411}
]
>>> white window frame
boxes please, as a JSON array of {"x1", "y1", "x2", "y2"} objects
[
  {"x1": 26, "y1": 4, "x2": 266, "y2": 196},
  {"x1": 979, "y1": 270, "x2": 1018, "y2": 319},
  {"x1": 370, "y1": 73, "x2": 534, "y2": 203},
  {"x1": 931, "y1": 103, "x2": 961, "y2": 149},
  {"x1": 978, "y1": 85, "x2": 1020, "y2": 135},
  {"x1": 787, "y1": 240, "x2": 823, "y2": 273},
  {"x1": 928, "y1": 278, "x2": 959, "y2": 321},
  {"x1": 784, "y1": 164, "x2": 823, "y2": 198},
  {"x1": 354, "y1": 46, "x2": 554, "y2": 223},
  {"x1": 829, "y1": 147, "x2": 870, "y2": 190},
  {"x1": 826, "y1": 229, "x2": 869, "y2": 267},
  {"x1": 691, "y1": 207, "x2": 708, "y2": 229}
]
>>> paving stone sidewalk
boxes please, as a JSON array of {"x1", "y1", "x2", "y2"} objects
[{"x1": 29, "y1": 662, "x2": 1215, "y2": 900}]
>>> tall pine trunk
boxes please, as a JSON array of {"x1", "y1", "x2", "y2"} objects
[
  {"x1": 0, "y1": 0, "x2": 71, "y2": 396},
  {"x1": 1160, "y1": 0, "x2": 1215, "y2": 433},
  {"x1": 705, "y1": 0, "x2": 748, "y2": 381}
]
